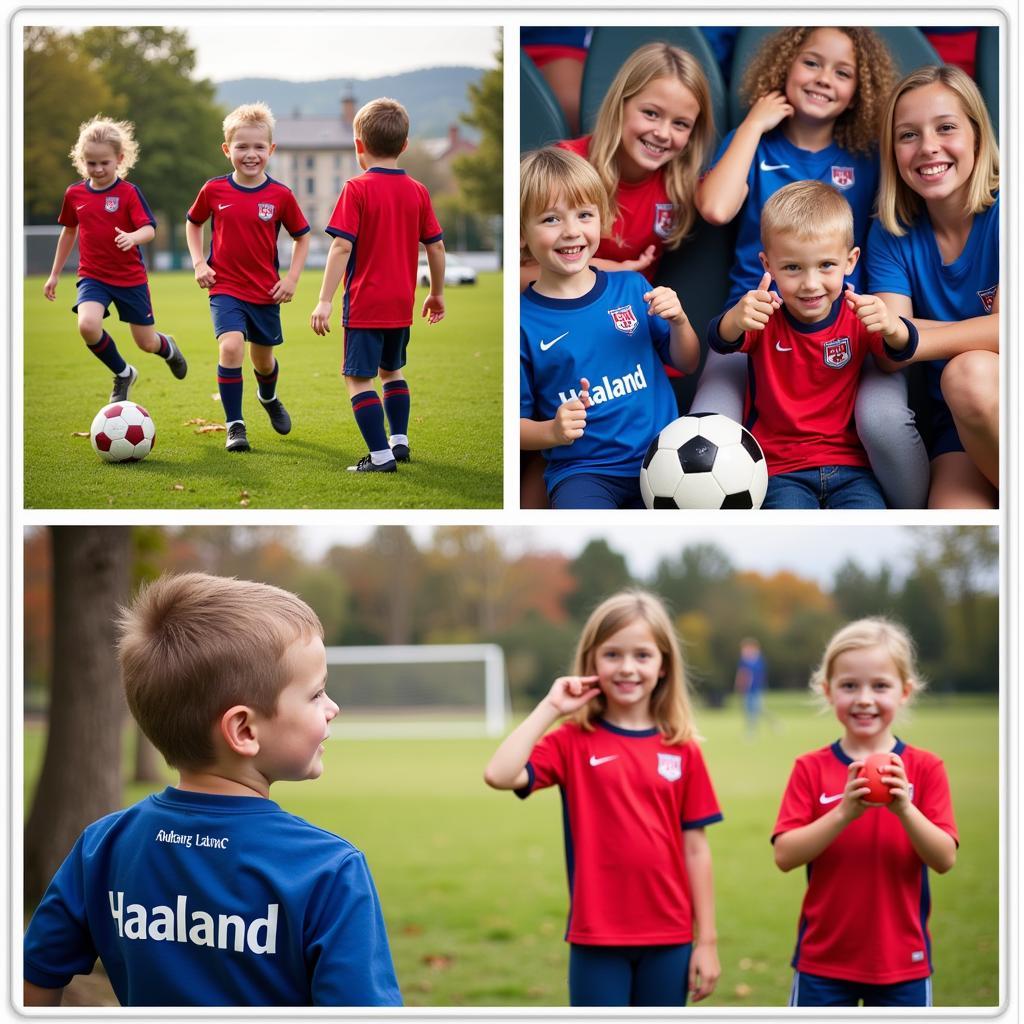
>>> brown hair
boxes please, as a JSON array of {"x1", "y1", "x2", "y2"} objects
[
  {"x1": 222, "y1": 102, "x2": 275, "y2": 144},
  {"x1": 354, "y1": 97, "x2": 410, "y2": 158},
  {"x1": 741, "y1": 27, "x2": 897, "y2": 155},
  {"x1": 570, "y1": 590, "x2": 699, "y2": 745},
  {"x1": 761, "y1": 179, "x2": 855, "y2": 250},
  {"x1": 70, "y1": 116, "x2": 140, "y2": 179},
  {"x1": 117, "y1": 572, "x2": 323, "y2": 769}
]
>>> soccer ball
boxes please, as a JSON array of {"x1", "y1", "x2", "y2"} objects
[
  {"x1": 640, "y1": 413, "x2": 768, "y2": 509},
  {"x1": 89, "y1": 401, "x2": 156, "y2": 463}
]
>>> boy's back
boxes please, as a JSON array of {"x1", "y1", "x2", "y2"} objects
[{"x1": 24, "y1": 787, "x2": 401, "y2": 1007}]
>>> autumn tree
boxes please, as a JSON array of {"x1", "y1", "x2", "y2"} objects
[
  {"x1": 453, "y1": 36, "x2": 502, "y2": 217},
  {"x1": 566, "y1": 539, "x2": 634, "y2": 622}
]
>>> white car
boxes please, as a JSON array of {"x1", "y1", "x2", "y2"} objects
[{"x1": 418, "y1": 261, "x2": 477, "y2": 286}]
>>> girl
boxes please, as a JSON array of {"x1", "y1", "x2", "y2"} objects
[
  {"x1": 773, "y1": 618, "x2": 957, "y2": 1007},
  {"x1": 44, "y1": 116, "x2": 187, "y2": 403},
  {"x1": 868, "y1": 65, "x2": 999, "y2": 509},
  {"x1": 484, "y1": 591, "x2": 721, "y2": 1006},
  {"x1": 692, "y1": 28, "x2": 929, "y2": 509}
]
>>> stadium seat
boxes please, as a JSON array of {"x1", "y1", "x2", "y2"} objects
[
  {"x1": 579, "y1": 27, "x2": 728, "y2": 146},
  {"x1": 521, "y1": 49, "x2": 571, "y2": 151},
  {"x1": 975, "y1": 26, "x2": 999, "y2": 139},
  {"x1": 727, "y1": 27, "x2": 941, "y2": 130}
]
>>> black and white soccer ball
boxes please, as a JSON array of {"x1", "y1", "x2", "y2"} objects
[{"x1": 640, "y1": 414, "x2": 768, "y2": 509}]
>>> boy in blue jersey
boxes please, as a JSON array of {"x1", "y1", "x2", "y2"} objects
[
  {"x1": 23, "y1": 573, "x2": 401, "y2": 1008},
  {"x1": 519, "y1": 147, "x2": 700, "y2": 509}
]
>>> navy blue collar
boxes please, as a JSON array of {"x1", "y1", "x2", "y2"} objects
[
  {"x1": 523, "y1": 267, "x2": 607, "y2": 310},
  {"x1": 153, "y1": 786, "x2": 279, "y2": 812},
  {"x1": 85, "y1": 177, "x2": 121, "y2": 194},
  {"x1": 225, "y1": 173, "x2": 276, "y2": 193},
  {"x1": 597, "y1": 718, "x2": 660, "y2": 738},
  {"x1": 781, "y1": 294, "x2": 845, "y2": 333},
  {"x1": 367, "y1": 166, "x2": 406, "y2": 175},
  {"x1": 831, "y1": 738, "x2": 907, "y2": 765}
]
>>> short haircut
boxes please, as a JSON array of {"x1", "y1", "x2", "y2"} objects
[
  {"x1": 760, "y1": 180, "x2": 854, "y2": 251},
  {"x1": 353, "y1": 98, "x2": 409, "y2": 158},
  {"x1": 223, "y1": 102, "x2": 275, "y2": 143},
  {"x1": 70, "y1": 116, "x2": 140, "y2": 179},
  {"x1": 877, "y1": 64, "x2": 999, "y2": 236},
  {"x1": 117, "y1": 572, "x2": 323, "y2": 770},
  {"x1": 519, "y1": 147, "x2": 611, "y2": 261}
]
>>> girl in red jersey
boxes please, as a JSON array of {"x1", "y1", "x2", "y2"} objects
[
  {"x1": 44, "y1": 116, "x2": 187, "y2": 403},
  {"x1": 485, "y1": 591, "x2": 722, "y2": 1006},
  {"x1": 773, "y1": 618, "x2": 957, "y2": 1007}
]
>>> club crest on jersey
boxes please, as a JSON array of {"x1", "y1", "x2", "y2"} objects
[
  {"x1": 831, "y1": 166, "x2": 855, "y2": 189},
  {"x1": 609, "y1": 305, "x2": 639, "y2": 335},
  {"x1": 977, "y1": 284, "x2": 997, "y2": 314},
  {"x1": 105, "y1": 197, "x2": 120, "y2": 213},
  {"x1": 653, "y1": 203, "x2": 675, "y2": 239},
  {"x1": 657, "y1": 753, "x2": 682, "y2": 781},
  {"x1": 823, "y1": 337, "x2": 852, "y2": 369},
  {"x1": 257, "y1": 202, "x2": 275, "y2": 222}
]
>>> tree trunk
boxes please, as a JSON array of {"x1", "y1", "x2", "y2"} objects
[
  {"x1": 132, "y1": 725, "x2": 162, "y2": 783},
  {"x1": 24, "y1": 527, "x2": 131, "y2": 906}
]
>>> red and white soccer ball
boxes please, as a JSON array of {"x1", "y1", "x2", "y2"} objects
[{"x1": 89, "y1": 401, "x2": 156, "y2": 463}]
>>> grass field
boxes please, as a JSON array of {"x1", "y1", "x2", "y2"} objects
[
  {"x1": 23, "y1": 272, "x2": 502, "y2": 509},
  {"x1": 23, "y1": 693, "x2": 999, "y2": 1008}
]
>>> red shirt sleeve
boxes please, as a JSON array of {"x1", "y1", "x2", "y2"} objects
[
  {"x1": 420, "y1": 190, "x2": 442, "y2": 243},
  {"x1": 327, "y1": 180, "x2": 361, "y2": 241},
  {"x1": 680, "y1": 742, "x2": 723, "y2": 828},
  {"x1": 281, "y1": 190, "x2": 310, "y2": 238},
  {"x1": 523, "y1": 723, "x2": 570, "y2": 792},
  {"x1": 915, "y1": 754, "x2": 959, "y2": 844},
  {"x1": 57, "y1": 187, "x2": 78, "y2": 228},
  {"x1": 126, "y1": 186, "x2": 155, "y2": 231},
  {"x1": 187, "y1": 182, "x2": 211, "y2": 225},
  {"x1": 773, "y1": 756, "x2": 816, "y2": 840}
]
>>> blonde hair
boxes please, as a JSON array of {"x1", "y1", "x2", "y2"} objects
[
  {"x1": 761, "y1": 180, "x2": 854, "y2": 251},
  {"x1": 354, "y1": 97, "x2": 410, "y2": 158},
  {"x1": 810, "y1": 617, "x2": 926, "y2": 701},
  {"x1": 70, "y1": 116, "x2": 139, "y2": 179},
  {"x1": 223, "y1": 102, "x2": 275, "y2": 144},
  {"x1": 741, "y1": 27, "x2": 897, "y2": 156},
  {"x1": 877, "y1": 65, "x2": 999, "y2": 236},
  {"x1": 118, "y1": 572, "x2": 324, "y2": 770},
  {"x1": 570, "y1": 590, "x2": 699, "y2": 745},
  {"x1": 588, "y1": 43, "x2": 714, "y2": 249},
  {"x1": 520, "y1": 147, "x2": 612, "y2": 262}
]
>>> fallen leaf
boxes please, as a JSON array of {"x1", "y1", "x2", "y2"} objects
[
  {"x1": 421, "y1": 955, "x2": 453, "y2": 971},
  {"x1": 734, "y1": 983, "x2": 752, "y2": 998},
  {"x1": 211, "y1": 393, "x2": 222, "y2": 402},
  {"x1": 184, "y1": 418, "x2": 212, "y2": 426},
  {"x1": 239, "y1": 498, "x2": 250, "y2": 508},
  {"x1": 402, "y1": 923, "x2": 424, "y2": 936},
  {"x1": 71, "y1": 431, "x2": 90, "y2": 437},
  {"x1": 739, "y1": 957, "x2": 753, "y2": 971},
  {"x1": 171, "y1": 484, "x2": 185, "y2": 491},
  {"x1": 239, "y1": 490, "x2": 249, "y2": 500},
  {"x1": 196, "y1": 424, "x2": 226, "y2": 434}
]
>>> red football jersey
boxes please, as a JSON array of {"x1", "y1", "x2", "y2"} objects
[
  {"x1": 325, "y1": 168, "x2": 443, "y2": 328},
  {"x1": 518, "y1": 720, "x2": 722, "y2": 945},
  {"x1": 773, "y1": 740, "x2": 958, "y2": 985},
  {"x1": 57, "y1": 178, "x2": 155, "y2": 287},
  {"x1": 187, "y1": 175, "x2": 309, "y2": 305}
]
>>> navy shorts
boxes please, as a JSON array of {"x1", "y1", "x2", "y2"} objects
[
  {"x1": 548, "y1": 472, "x2": 645, "y2": 510},
  {"x1": 569, "y1": 943, "x2": 692, "y2": 1006},
  {"x1": 343, "y1": 327, "x2": 410, "y2": 377},
  {"x1": 790, "y1": 971, "x2": 932, "y2": 1007},
  {"x1": 924, "y1": 362, "x2": 965, "y2": 457},
  {"x1": 210, "y1": 294, "x2": 283, "y2": 346},
  {"x1": 74, "y1": 278, "x2": 154, "y2": 325}
]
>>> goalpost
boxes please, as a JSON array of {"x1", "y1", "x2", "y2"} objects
[{"x1": 323, "y1": 643, "x2": 510, "y2": 739}]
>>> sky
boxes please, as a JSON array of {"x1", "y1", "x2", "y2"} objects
[{"x1": 185, "y1": 24, "x2": 499, "y2": 82}]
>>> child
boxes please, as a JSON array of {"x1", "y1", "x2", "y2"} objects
[
  {"x1": 186, "y1": 103, "x2": 310, "y2": 453},
  {"x1": 520, "y1": 147, "x2": 699, "y2": 509},
  {"x1": 44, "y1": 116, "x2": 188, "y2": 402},
  {"x1": 773, "y1": 618, "x2": 957, "y2": 1007},
  {"x1": 23, "y1": 572, "x2": 401, "y2": 1008},
  {"x1": 484, "y1": 591, "x2": 721, "y2": 1007},
  {"x1": 310, "y1": 98, "x2": 445, "y2": 473},
  {"x1": 868, "y1": 65, "x2": 999, "y2": 509},
  {"x1": 692, "y1": 27, "x2": 929, "y2": 509},
  {"x1": 708, "y1": 180, "x2": 918, "y2": 509}
]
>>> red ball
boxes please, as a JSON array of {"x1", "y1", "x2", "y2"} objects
[{"x1": 858, "y1": 752, "x2": 895, "y2": 804}]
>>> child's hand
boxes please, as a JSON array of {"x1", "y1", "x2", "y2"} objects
[
  {"x1": 43, "y1": 275, "x2": 58, "y2": 301},
  {"x1": 310, "y1": 301, "x2": 333, "y2": 335},
  {"x1": 837, "y1": 761, "x2": 873, "y2": 824},
  {"x1": 114, "y1": 228, "x2": 140, "y2": 251},
  {"x1": 422, "y1": 293, "x2": 445, "y2": 324},
  {"x1": 735, "y1": 272, "x2": 782, "y2": 331},
  {"x1": 553, "y1": 377, "x2": 591, "y2": 445},
  {"x1": 193, "y1": 260, "x2": 216, "y2": 290},
  {"x1": 644, "y1": 286, "x2": 688, "y2": 325},
  {"x1": 270, "y1": 276, "x2": 298, "y2": 304},
  {"x1": 878, "y1": 754, "x2": 914, "y2": 816},
  {"x1": 689, "y1": 942, "x2": 721, "y2": 1002},
  {"x1": 845, "y1": 287, "x2": 901, "y2": 338},
  {"x1": 745, "y1": 90, "x2": 794, "y2": 134},
  {"x1": 623, "y1": 244, "x2": 657, "y2": 275},
  {"x1": 545, "y1": 675, "x2": 601, "y2": 716}
]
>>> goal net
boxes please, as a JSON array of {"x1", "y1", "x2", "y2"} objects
[{"x1": 324, "y1": 643, "x2": 510, "y2": 739}]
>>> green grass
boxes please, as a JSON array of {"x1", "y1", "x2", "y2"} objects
[
  {"x1": 23, "y1": 694, "x2": 999, "y2": 1008},
  {"x1": 23, "y1": 272, "x2": 502, "y2": 509}
]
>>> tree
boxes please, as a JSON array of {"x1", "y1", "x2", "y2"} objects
[
  {"x1": 652, "y1": 543, "x2": 735, "y2": 615},
  {"x1": 831, "y1": 558, "x2": 896, "y2": 621},
  {"x1": 566, "y1": 539, "x2": 634, "y2": 621},
  {"x1": 24, "y1": 527, "x2": 132, "y2": 905},
  {"x1": 452, "y1": 36, "x2": 502, "y2": 217}
]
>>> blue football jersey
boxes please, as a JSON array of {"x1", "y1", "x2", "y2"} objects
[
  {"x1": 713, "y1": 128, "x2": 879, "y2": 307},
  {"x1": 23, "y1": 788, "x2": 402, "y2": 1007},
  {"x1": 520, "y1": 269, "x2": 679, "y2": 491}
]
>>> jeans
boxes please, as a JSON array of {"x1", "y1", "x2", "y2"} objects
[{"x1": 763, "y1": 465, "x2": 886, "y2": 509}]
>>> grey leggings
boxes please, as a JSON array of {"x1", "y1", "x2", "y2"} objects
[{"x1": 690, "y1": 349, "x2": 930, "y2": 509}]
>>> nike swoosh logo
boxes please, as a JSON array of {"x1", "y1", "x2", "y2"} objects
[
  {"x1": 819, "y1": 792, "x2": 843, "y2": 805},
  {"x1": 539, "y1": 331, "x2": 568, "y2": 352},
  {"x1": 760, "y1": 161, "x2": 790, "y2": 172},
  {"x1": 589, "y1": 755, "x2": 618, "y2": 767},
  {"x1": 76, "y1": 204, "x2": 87, "y2": 210},
  {"x1": 218, "y1": 204, "x2": 233, "y2": 210},
  {"x1": 775, "y1": 341, "x2": 793, "y2": 352}
]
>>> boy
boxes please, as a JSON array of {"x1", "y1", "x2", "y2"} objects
[
  {"x1": 186, "y1": 104, "x2": 311, "y2": 453},
  {"x1": 519, "y1": 147, "x2": 700, "y2": 509},
  {"x1": 708, "y1": 180, "x2": 919, "y2": 509},
  {"x1": 310, "y1": 98, "x2": 445, "y2": 473},
  {"x1": 23, "y1": 573, "x2": 401, "y2": 1008}
]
